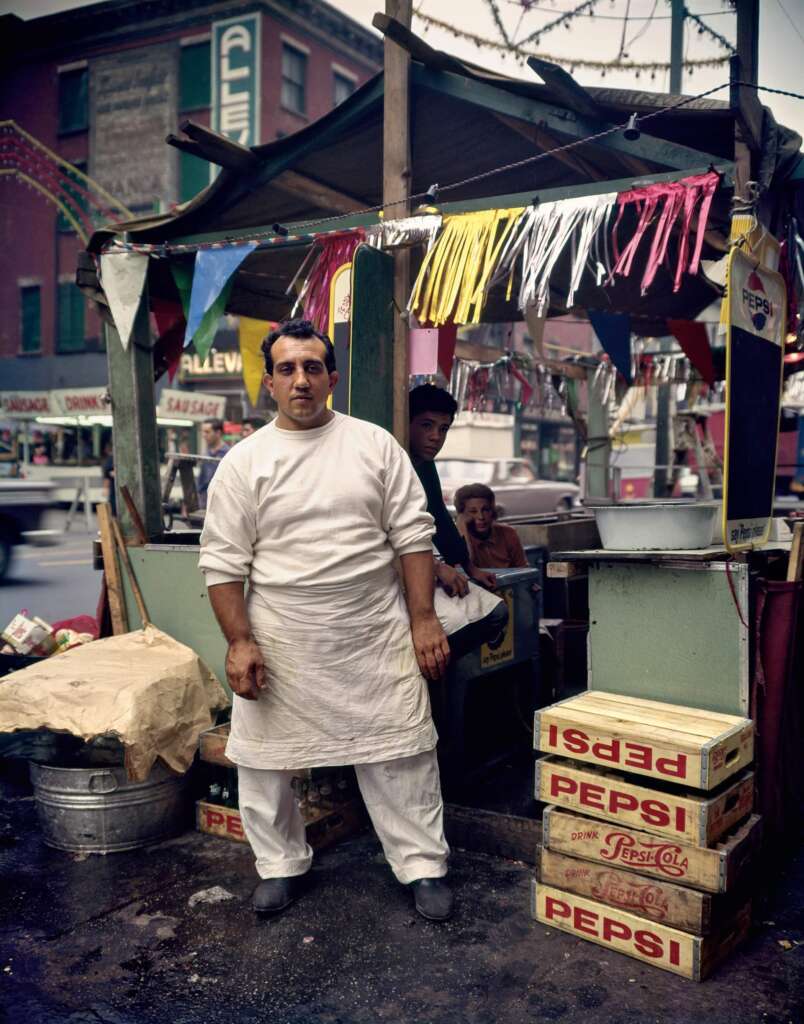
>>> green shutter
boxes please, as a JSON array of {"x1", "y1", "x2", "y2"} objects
[
  {"x1": 57, "y1": 162, "x2": 88, "y2": 234},
  {"x1": 20, "y1": 286, "x2": 41, "y2": 353},
  {"x1": 179, "y1": 149, "x2": 211, "y2": 202},
  {"x1": 180, "y1": 42, "x2": 211, "y2": 112},
  {"x1": 58, "y1": 68, "x2": 88, "y2": 134},
  {"x1": 57, "y1": 282, "x2": 85, "y2": 353}
]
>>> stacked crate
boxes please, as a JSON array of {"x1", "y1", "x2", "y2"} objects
[{"x1": 531, "y1": 691, "x2": 759, "y2": 981}]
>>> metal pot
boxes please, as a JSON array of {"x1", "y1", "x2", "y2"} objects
[{"x1": 588, "y1": 501, "x2": 720, "y2": 551}]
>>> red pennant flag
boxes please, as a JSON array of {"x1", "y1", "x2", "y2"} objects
[
  {"x1": 667, "y1": 319, "x2": 715, "y2": 385},
  {"x1": 437, "y1": 323, "x2": 458, "y2": 380},
  {"x1": 151, "y1": 298, "x2": 186, "y2": 382}
]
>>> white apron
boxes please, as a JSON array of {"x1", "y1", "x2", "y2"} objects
[{"x1": 225, "y1": 566, "x2": 437, "y2": 770}]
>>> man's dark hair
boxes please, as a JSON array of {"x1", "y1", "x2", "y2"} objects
[
  {"x1": 203, "y1": 418, "x2": 224, "y2": 432},
  {"x1": 408, "y1": 384, "x2": 458, "y2": 423},
  {"x1": 242, "y1": 416, "x2": 267, "y2": 430},
  {"x1": 262, "y1": 318, "x2": 336, "y2": 374},
  {"x1": 454, "y1": 483, "x2": 496, "y2": 514}
]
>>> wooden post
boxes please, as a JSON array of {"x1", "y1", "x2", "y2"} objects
[
  {"x1": 732, "y1": 0, "x2": 760, "y2": 198},
  {"x1": 383, "y1": 0, "x2": 412, "y2": 448},
  {"x1": 105, "y1": 280, "x2": 163, "y2": 543},
  {"x1": 669, "y1": 0, "x2": 684, "y2": 95}
]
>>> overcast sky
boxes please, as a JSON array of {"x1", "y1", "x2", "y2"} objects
[{"x1": 2, "y1": 0, "x2": 802, "y2": 136}]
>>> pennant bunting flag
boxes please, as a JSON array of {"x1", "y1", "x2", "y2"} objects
[
  {"x1": 589, "y1": 310, "x2": 632, "y2": 383},
  {"x1": 191, "y1": 282, "x2": 235, "y2": 365},
  {"x1": 667, "y1": 319, "x2": 716, "y2": 385},
  {"x1": 183, "y1": 243, "x2": 257, "y2": 351},
  {"x1": 409, "y1": 328, "x2": 439, "y2": 375},
  {"x1": 437, "y1": 324, "x2": 458, "y2": 380},
  {"x1": 239, "y1": 316, "x2": 273, "y2": 407},
  {"x1": 151, "y1": 298, "x2": 186, "y2": 383},
  {"x1": 171, "y1": 261, "x2": 193, "y2": 317},
  {"x1": 100, "y1": 252, "x2": 149, "y2": 350}
]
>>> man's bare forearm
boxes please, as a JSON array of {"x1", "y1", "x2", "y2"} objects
[
  {"x1": 207, "y1": 581, "x2": 252, "y2": 642},
  {"x1": 399, "y1": 550, "x2": 436, "y2": 621}
]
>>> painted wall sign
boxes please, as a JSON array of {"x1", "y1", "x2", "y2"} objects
[
  {"x1": 0, "y1": 391, "x2": 53, "y2": 420},
  {"x1": 212, "y1": 14, "x2": 261, "y2": 149},
  {"x1": 723, "y1": 247, "x2": 786, "y2": 552},
  {"x1": 157, "y1": 388, "x2": 226, "y2": 422}
]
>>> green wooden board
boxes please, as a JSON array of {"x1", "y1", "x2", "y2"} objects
[
  {"x1": 588, "y1": 561, "x2": 748, "y2": 715},
  {"x1": 349, "y1": 245, "x2": 394, "y2": 431}
]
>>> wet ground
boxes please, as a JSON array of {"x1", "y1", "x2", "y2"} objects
[{"x1": 1, "y1": 772, "x2": 803, "y2": 1024}]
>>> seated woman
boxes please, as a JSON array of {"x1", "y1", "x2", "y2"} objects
[{"x1": 455, "y1": 483, "x2": 529, "y2": 570}]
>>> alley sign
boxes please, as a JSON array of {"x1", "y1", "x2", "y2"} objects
[{"x1": 212, "y1": 14, "x2": 261, "y2": 149}]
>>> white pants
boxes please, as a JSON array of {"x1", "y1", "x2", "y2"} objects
[{"x1": 238, "y1": 749, "x2": 450, "y2": 885}]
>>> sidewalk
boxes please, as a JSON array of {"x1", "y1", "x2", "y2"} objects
[{"x1": 2, "y1": 776, "x2": 803, "y2": 1024}]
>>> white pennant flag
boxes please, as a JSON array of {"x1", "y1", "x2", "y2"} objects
[{"x1": 100, "y1": 252, "x2": 149, "y2": 351}]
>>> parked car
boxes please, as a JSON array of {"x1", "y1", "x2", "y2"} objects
[
  {"x1": 435, "y1": 457, "x2": 580, "y2": 518},
  {"x1": 0, "y1": 479, "x2": 57, "y2": 579}
]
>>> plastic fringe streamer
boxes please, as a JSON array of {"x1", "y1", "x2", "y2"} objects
[
  {"x1": 289, "y1": 230, "x2": 364, "y2": 335},
  {"x1": 409, "y1": 209, "x2": 523, "y2": 326},
  {"x1": 366, "y1": 215, "x2": 442, "y2": 252}
]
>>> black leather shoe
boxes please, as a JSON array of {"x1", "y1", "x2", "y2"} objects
[
  {"x1": 252, "y1": 876, "x2": 300, "y2": 914},
  {"x1": 411, "y1": 877, "x2": 453, "y2": 921}
]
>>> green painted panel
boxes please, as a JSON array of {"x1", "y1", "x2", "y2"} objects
[
  {"x1": 349, "y1": 245, "x2": 394, "y2": 432},
  {"x1": 121, "y1": 546, "x2": 231, "y2": 700},
  {"x1": 588, "y1": 562, "x2": 748, "y2": 716}
]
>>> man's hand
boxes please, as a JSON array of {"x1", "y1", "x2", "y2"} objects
[
  {"x1": 226, "y1": 637, "x2": 266, "y2": 700},
  {"x1": 435, "y1": 561, "x2": 470, "y2": 598},
  {"x1": 410, "y1": 613, "x2": 451, "y2": 682},
  {"x1": 468, "y1": 564, "x2": 497, "y2": 590}
]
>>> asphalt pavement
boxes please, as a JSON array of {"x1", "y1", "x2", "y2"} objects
[{"x1": 0, "y1": 509, "x2": 101, "y2": 631}]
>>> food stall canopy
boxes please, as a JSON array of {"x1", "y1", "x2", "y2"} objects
[{"x1": 81, "y1": 23, "x2": 802, "y2": 335}]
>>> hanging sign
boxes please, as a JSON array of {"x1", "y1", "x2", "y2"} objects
[
  {"x1": 328, "y1": 262, "x2": 352, "y2": 414},
  {"x1": 212, "y1": 14, "x2": 261, "y2": 150},
  {"x1": 722, "y1": 248, "x2": 786, "y2": 552},
  {"x1": 51, "y1": 387, "x2": 109, "y2": 417},
  {"x1": 157, "y1": 388, "x2": 226, "y2": 422},
  {"x1": 0, "y1": 391, "x2": 53, "y2": 420}
]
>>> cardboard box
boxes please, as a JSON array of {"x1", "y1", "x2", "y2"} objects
[
  {"x1": 532, "y1": 881, "x2": 751, "y2": 981},
  {"x1": 538, "y1": 845, "x2": 751, "y2": 934},
  {"x1": 542, "y1": 806, "x2": 762, "y2": 893},
  {"x1": 535, "y1": 691, "x2": 753, "y2": 790},
  {"x1": 535, "y1": 756, "x2": 754, "y2": 847}
]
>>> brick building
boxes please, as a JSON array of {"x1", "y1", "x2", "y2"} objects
[{"x1": 0, "y1": 0, "x2": 382, "y2": 394}]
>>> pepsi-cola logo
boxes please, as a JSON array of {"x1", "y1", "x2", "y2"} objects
[{"x1": 741, "y1": 270, "x2": 774, "y2": 331}]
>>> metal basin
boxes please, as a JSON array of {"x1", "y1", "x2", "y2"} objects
[{"x1": 588, "y1": 501, "x2": 720, "y2": 551}]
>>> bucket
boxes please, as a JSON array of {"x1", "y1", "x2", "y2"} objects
[{"x1": 29, "y1": 760, "x2": 189, "y2": 853}]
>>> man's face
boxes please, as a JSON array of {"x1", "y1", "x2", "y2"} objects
[
  {"x1": 201, "y1": 423, "x2": 221, "y2": 449},
  {"x1": 241, "y1": 422, "x2": 255, "y2": 439},
  {"x1": 264, "y1": 336, "x2": 338, "y2": 430},
  {"x1": 462, "y1": 497, "x2": 495, "y2": 539},
  {"x1": 409, "y1": 411, "x2": 452, "y2": 461}
]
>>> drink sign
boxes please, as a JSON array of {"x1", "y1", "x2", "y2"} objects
[{"x1": 723, "y1": 247, "x2": 786, "y2": 552}]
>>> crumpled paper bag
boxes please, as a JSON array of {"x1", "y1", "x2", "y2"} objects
[{"x1": 0, "y1": 626, "x2": 229, "y2": 781}]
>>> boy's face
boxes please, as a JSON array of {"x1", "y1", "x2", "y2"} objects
[
  {"x1": 462, "y1": 498, "x2": 495, "y2": 538},
  {"x1": 409, "y1": 411, "x2": 452, "y2": 461}
]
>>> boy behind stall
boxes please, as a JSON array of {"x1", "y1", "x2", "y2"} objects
[{"x1": 455, "y1": 483, "x2": 528, "y2": 570}]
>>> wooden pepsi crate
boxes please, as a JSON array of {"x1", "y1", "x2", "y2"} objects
[
  {"x1": 535, "y1": 755, "x2": 754, "y2": 847},
  {"x1": 532, "y1": 881, "x2": 751, "y2": 981},
  {"x1": 542, "y1": 806, "x2": 761, "y2": 894},
  {"x1": 535, "y1": 691, "x2": 753, "y2": 790},
  {"x1": 196, "y1": 797, "x2": 365, "y2": 851}
]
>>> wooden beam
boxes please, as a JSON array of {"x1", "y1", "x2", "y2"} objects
[
  {"x1": 383, "y1": 0, "x2": 412, "y2": 449},
  {"x1": 271, "y1": 170, "x2": 364, "y2": 214},
  {"x1": 731, "y1": 2, "x2": 761, "y2": 196},
  {"x1": 493, "y1": 112, "x2": 605, "y2": 183},
  {"x1": 97, "y1": 503, "x2": 128, "y2": 635},
  {"x1": 526, "y1": 57, "x2": 600, "y2": 119},
  {"x1": 175, "y1": 120, "x2": 258, "y2": 173}
]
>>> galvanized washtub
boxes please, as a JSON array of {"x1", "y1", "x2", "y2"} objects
[
  {"x1": 29, "y1": 760, "x2": 188, "y2": 853},
  {"x1": 588, "y1": 500, "x2": 720, "y2": 551}
]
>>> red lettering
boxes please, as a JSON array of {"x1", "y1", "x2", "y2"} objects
[
  {"x1": 641, "y1": 799, "x2": 671, "y2": 828},
  {"x1": 634, "y1": 929, "x2": 664, "y2": 959},
  {"x1": 591, "y1": 738, "x2": 620, "y2": 763},
  {"x1": 602, "y1": 918, "x2": 631, "y2": 943},
  {"x1": 573, "y1": 908, "x2": 599, "y2": 936},
  {"x1": 623, "y1": 743, "x2": 652, "y2": 772},
  {"x1": 669, "y1": 939, "x2": 681, "y2": 966},
  {"x1": 549, "y1": 773, "x2": 577, "y2": 799},
  {"x1": 579, "y1": 782, "x2": 606, "y2": 810},
  {"x1": 544, "y1": 896, "x2": 571, "y2": 921},
  {"x1": 548, "y1": 723, "x2": 557, "y2": 748},
  {"x1": 609, "y1": 790, "x2": 638, "y2": 815},
  {"x1": 562, "y1": 728, "x2": 589, "y2": 755},
  {"x1": 204, "y1": 809, "x2": 224, "y2": 828},
  {"x1": 226, "y1": 814, "x2": 244, "y2": 838},
  {"x1": 674, "y1": 807, "x2": 687, "y2": 833},
  {"x1": 656, "y1": 753, "x2": 687, "y2": 779}
]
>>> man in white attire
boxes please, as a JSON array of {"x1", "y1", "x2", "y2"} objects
[{"x1": 199, "y1": 318, "x2": 454, "y2": 921}]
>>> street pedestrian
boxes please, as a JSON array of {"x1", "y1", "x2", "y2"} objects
[
  {"x1": 199, "y1": 319, "x2": 454, "y2": 922},
  {"x1": 197, "y1": 418, "x2": 230, "y2": 509},
  {"x1": 240, "y1": 416, "x2": 267, "y2": 439}
]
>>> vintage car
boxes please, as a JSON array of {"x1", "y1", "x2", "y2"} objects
[
  {"x1": 435, "y1": 457, "x2": 580, "y2": 518},
  {"x1": 0, "y1": 479, "x2": 56, "y2": 579}
]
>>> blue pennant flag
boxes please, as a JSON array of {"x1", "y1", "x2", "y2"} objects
[
  {"x1": 183, "y1": 243, "x2": 258, "y2": 350},
  {"x1": 589, "y1": 310, "x2": 632, "y2": 384}
]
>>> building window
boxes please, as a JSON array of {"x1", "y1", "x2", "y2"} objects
[
  {"x1": 57, "y1": 160, "x2": 88, "y2": 234},
  {"x1": 57, "y1": 281, "x2": 85, "y2": 353},
  {"x1": 281, "y1": 44, "x2": 307, "y2": 115},
  {"x1": 58, "y1": 67, "x2": 88, "y2": 134},
  {"x1": 333, "y1": 71, "x2": 355, "y2": 107},
  {"x1": 180, "y1": 41, "x2": 211, "y2": 112},
  {"x1": 20, "y1": 286, "x2": 41, "y2": 354},
  {"x1": 179, "y1": 149, "x2": 210, "y2": 203}
]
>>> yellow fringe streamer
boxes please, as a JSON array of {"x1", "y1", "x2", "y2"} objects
[{"x1": 409, "y1": 208, "x2": 524, "y2": 326}]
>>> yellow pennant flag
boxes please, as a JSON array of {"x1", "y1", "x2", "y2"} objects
[{"x1": 239, "y1": 317, "x2": 273, "y2": 407}]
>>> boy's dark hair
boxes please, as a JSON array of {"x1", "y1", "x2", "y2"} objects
[
  {"x1": 262, "y1": 318, "x2": 336, "y2": 374},
  {"x1": 454, "y1": 483, "x2": 496, "y2": 514},
  {"x1": 203, "y1": 418, "x2": 224, "y2": 432},
  {"x1": 242, "y1": 416, "x2": 267, "y2": 430},
  {"x1": 408, "y1": 384, "x2": 458, "y2": 423}
]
